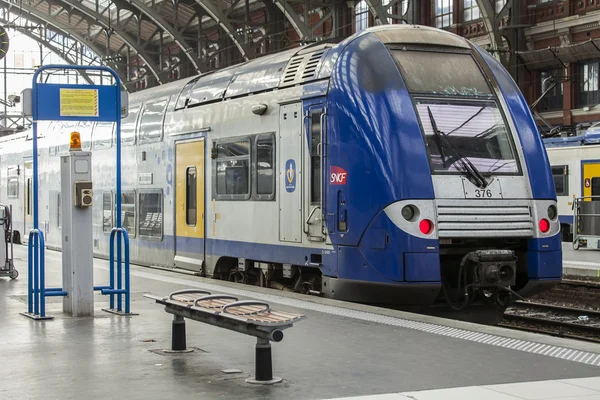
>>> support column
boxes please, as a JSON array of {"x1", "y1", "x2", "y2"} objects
[
  {"x1": 246, "y1": 338, "x2": 282, "y2": 385},
  {"x1": 164, "y1": 314, "x2": 194, "y2": 353},
  {"x1": 61, "y1": 147, "x2": 94, "y2": 317}
]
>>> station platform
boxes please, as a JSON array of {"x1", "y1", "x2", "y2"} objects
[
  {"x1": 562, "y1": 242, "x2": 600, "y2": 279},
  {"x1": 2, "y1": 245, "x2": 600, "y2": 400}
]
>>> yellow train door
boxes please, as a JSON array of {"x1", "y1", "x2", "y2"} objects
[
  {"x1": 23, "y1": 160, "x2": 33, "y2": 240},
  {"x1": 174, "y1": 139, "x2": 205, "y2": 272},
  {"x1": 582, "y1": 162, "x2": 600, "y2": 200}
]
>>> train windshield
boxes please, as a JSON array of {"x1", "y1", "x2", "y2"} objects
[{"x1": 391, "y1": 49, "x2": 519, "y2": 175}]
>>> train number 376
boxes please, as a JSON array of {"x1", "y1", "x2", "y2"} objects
[{"x1": 474, "y1": 189, "x2": 493, "y2": 198}]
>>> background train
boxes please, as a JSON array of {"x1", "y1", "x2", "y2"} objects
[
  {"x1": 0, "y1": 25, "x2": 561, "y2": 323},
  {"x1": 544, "y1": 129, "x2": 600, "y2": 245}
]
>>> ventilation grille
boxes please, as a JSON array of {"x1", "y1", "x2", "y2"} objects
[
  {"x1": 436, "y1": 201, "x2": 534, "y2": 238},
  {"x1": 280, "y1": 49, "x2": 327, "y2": 87}
]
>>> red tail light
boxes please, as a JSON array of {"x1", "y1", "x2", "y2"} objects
[
  {"x1": 419, "y1": 219, "x2": 434, "y2": 235},
  {"x1": 539, "y1": 218, "x2": 550, "y2": 233}
]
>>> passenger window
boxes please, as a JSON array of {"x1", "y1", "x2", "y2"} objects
[
  {"x1": 57, "y1": 192, "x2": 61, "y2": 228},
  {"x1": 139, "y1": 98, "x2": 168, "y2": 143},
  {"x1": 77, "y1": 121, "x2": 94, "y2": 150},
  {"x1": 592, "y1": 178, "x2": 600, "y2": 197},
  {"x1": 551, "y1": 165, "x2": 568, "y2": 196},
  {"x1": 310, "y1": 110, "x2": 323, "y2": 205},
  {"x1": 256, "y1": 135, "x2": 275, "y2": 198},
  {"x1": 214, "y1": 139, "x2": 251, "y2": 199},
  {"x1": 138, "y1": 191, "x2": 163, "y2": 240},
  {"x1": 26, "y1": 178, "x2": 32, "y2": 216},
  {"x1": 175, "y1": 77, "x2": 199, "y2": 110},
  {"x1": 117, "y1": 191, "x2": 136, "y2": 238},
  {"x1": 7, "y1": 167, "x2": 18, "y2": 198},
  {"x1": 186, "y1": 167, "x2": 197, "y2": 226},
  {"x1": 103, "y1": 192, "x2": 113, "y2": 233},
  {"x1": 121, "y1": 106, "x2": 139, "y2": 146},
  {"x1": 93, "y1": 122, "x2": 114, "y2": 150}
]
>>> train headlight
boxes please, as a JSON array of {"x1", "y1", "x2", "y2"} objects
[
  {"x1": 547, "y1": 204, "x2": 557, "y2": 220},
  {"x1": 401, "y1": 205, "x2": 415, "y2": 221}
]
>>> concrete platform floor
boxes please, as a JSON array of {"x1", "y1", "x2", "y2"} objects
[
  {"x1": 1, "y1": 245, "x2": 600, "y2": 400},
  {"x1": 562, "y1": 242, "x2": 600, "y2": 278}
]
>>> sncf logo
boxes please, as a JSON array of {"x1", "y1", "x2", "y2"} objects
[{"x1": 330, "y1": 166, "x2": 347, "y2": 185}]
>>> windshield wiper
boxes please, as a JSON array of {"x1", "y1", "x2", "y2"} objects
[{"x1": 426, "y1": 106, "x2": 488, "y2": 189}]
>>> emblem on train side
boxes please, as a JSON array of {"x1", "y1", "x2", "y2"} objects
[
  {"x1": 330, "y1": 166, "x2": 347, "y2": 185},
  {"x1": 285, "y1": 159, "x2": 296, "y2": 192}
]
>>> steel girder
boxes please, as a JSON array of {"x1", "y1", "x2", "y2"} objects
[
  {"x1": 0, "y1": 1, "x2": 130, "y2": 80},
  {"x1": 271, "y1": 0, "x2": 338, "y2": 42},
  {"x1": 114, "y1": 0, "x2": 208, "y2": 73},
  {"x1": 43, "y1": 0, "x2": 163, "y2": 82},
  {"x1": 0, "y1": 9, "x2": 97, "y2": 84},
  {"x1": 192, "y1": 0, "x2": 256, "y2": 60},
  {"x1": 363, "y1": 0, "x2": 407, "y2": 25},
  {"x1": 475, "y1": 0, "x2": 509, "y2": 66}
]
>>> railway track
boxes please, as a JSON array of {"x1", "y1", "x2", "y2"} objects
[{"x1": 500, "y1": 300, "x2": 600, "y2": 344}]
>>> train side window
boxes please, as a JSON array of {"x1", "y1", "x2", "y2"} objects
[
  {"x1": 103, "y1": 192, "x2": 113, "y2": 233},
  {"x1": 139, "y1": 98, "x2": 168, "y2": 143},
  {"x1": 57, "y1": 192, "x2": 61, "y2": 229},
  {"x1": 93, "y1": 122, "x2": 114, "y2": 150},
  {"x1": 186, "y1": 167, "x2": 197, "y2": 226},
  {"x1": 255, "y1": 134, "x2": 275, "y2": 200},
  {"x1": 121, "y1": 106, "x2": 140, "y2": 146},
  {"x1": 116, "y1": 191, "x2": 136, "y2": 238},
  {"x1": 175, "y1": 77, "x2": 200, "y2": 110},
  {"x1": 551, "y1": 165, "x2": 568, "y2": 196},
  {"x1": 77, "y1": 121, "x2": 94, "y2": 150},
  {"x1": 213, "y1": 138, "x2": 251, "y2": 200},
  {"x1": 26, "y1": 178, "x2": 32, "y2": 216},
  {"x1": 138, "y1": 191, "x2": 163, "y2": 241},
  {"x1": 7, "y1": 167, "x2": 18, "y2": 198},
  {"x1": 310, "y1": 110, "x2": 323, "y2": 205},
  {"x1": 592, "y1": 178, "x2": 600, "y2": 197}
]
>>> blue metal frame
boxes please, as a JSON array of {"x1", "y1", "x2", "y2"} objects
[{"x1": 24, "y1": 64, "x2": 131, "y2": 319}]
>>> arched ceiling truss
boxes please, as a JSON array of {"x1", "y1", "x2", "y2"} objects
[{"x1": 0, "y1": 9, "x2": 96, "y2": 84}]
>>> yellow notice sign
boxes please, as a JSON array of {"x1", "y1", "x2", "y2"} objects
[{"x1": 59, "y1": 88, "x2": 99, "y2": 117}]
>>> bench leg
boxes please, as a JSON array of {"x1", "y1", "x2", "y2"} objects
[
  {"x1": 245, "y1": 338, "x2": 282, "y2": 385},
  {"x1": 164, "y1": 315, "x2": 194, "y2": 353}
]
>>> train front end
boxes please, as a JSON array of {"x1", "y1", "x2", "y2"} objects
[{"x1": 322, "y1": 25, "x2": 561, "y2": 321}]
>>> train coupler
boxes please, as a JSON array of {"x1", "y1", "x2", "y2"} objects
[{"x1": 463, "y1": 250, "x2": 517, "y2": 289}]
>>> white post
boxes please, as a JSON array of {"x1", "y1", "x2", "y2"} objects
[{"x1": 61, "y1": 149, "x2": 94, "y2": 317}]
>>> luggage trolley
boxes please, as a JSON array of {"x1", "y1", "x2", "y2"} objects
[
  {"x1": 0, "y1": 204, "x2": 17, "y2": 279},
  {"x1": 572, "y1": 196, "x2": 600, "y2": 250}
]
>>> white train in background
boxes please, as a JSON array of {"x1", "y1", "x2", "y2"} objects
[{"x1": 544, "y1": 129, "x2": 600, "y2": 242}]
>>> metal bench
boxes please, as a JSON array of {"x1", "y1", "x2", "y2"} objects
[{"x1": 144, "y1": 289, "x2": 307, "y2": 384}]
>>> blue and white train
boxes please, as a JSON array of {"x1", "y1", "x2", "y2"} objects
[{"x1": 0, "y1": 25, "x2": 561, "y2": 322}]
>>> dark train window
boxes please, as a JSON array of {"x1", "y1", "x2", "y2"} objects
[
  {"x1": 186, "y1": 167, "x2": 197, "y2": 226},
  {"x1": 391, "y1": 50, "x2": 492, "y2": 97},
  {"x1": 103, "y1": 192, "x2": 113, "y2": 233},
  {"x1": 592, "y1": 178, "x2": 600, "y2": 197},
  {"x1": 121, "y1": 106, "x2": 139, "y2": 146},
  {"x1": 256, "y1": 135, "x2": 275, "y2": 197},
  {"x1": 26, "y1": 178, "x2": 31, "y2": 216},
  {"x1": 551, "y1": 165, "x2": 568, "y2": 196},
  {"x1": 93, "y1": 122, "x2": 114, "y2": 150},
  {"x1": 310, "y1": 110, "x2": 322, "y2": 205},
  {"x1": 214, "y1": 138, "x2": 251, "y2": 199},
  {"x1": 139, "y1": 98, "x2": 168, "y2": 143},
  {"x1": 138, "y1": 191, "x2": 163, "y2": 241},
  {"x1": 116, "y1": 191, "x2": 136, "y2": 238},
  {"x1": 57, "y1": 192, "x2": 61, "y2": 229}
]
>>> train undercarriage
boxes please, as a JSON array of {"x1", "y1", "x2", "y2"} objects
[{"x1": 209, "y1": 237, "x2": 540, "y2": 325}]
